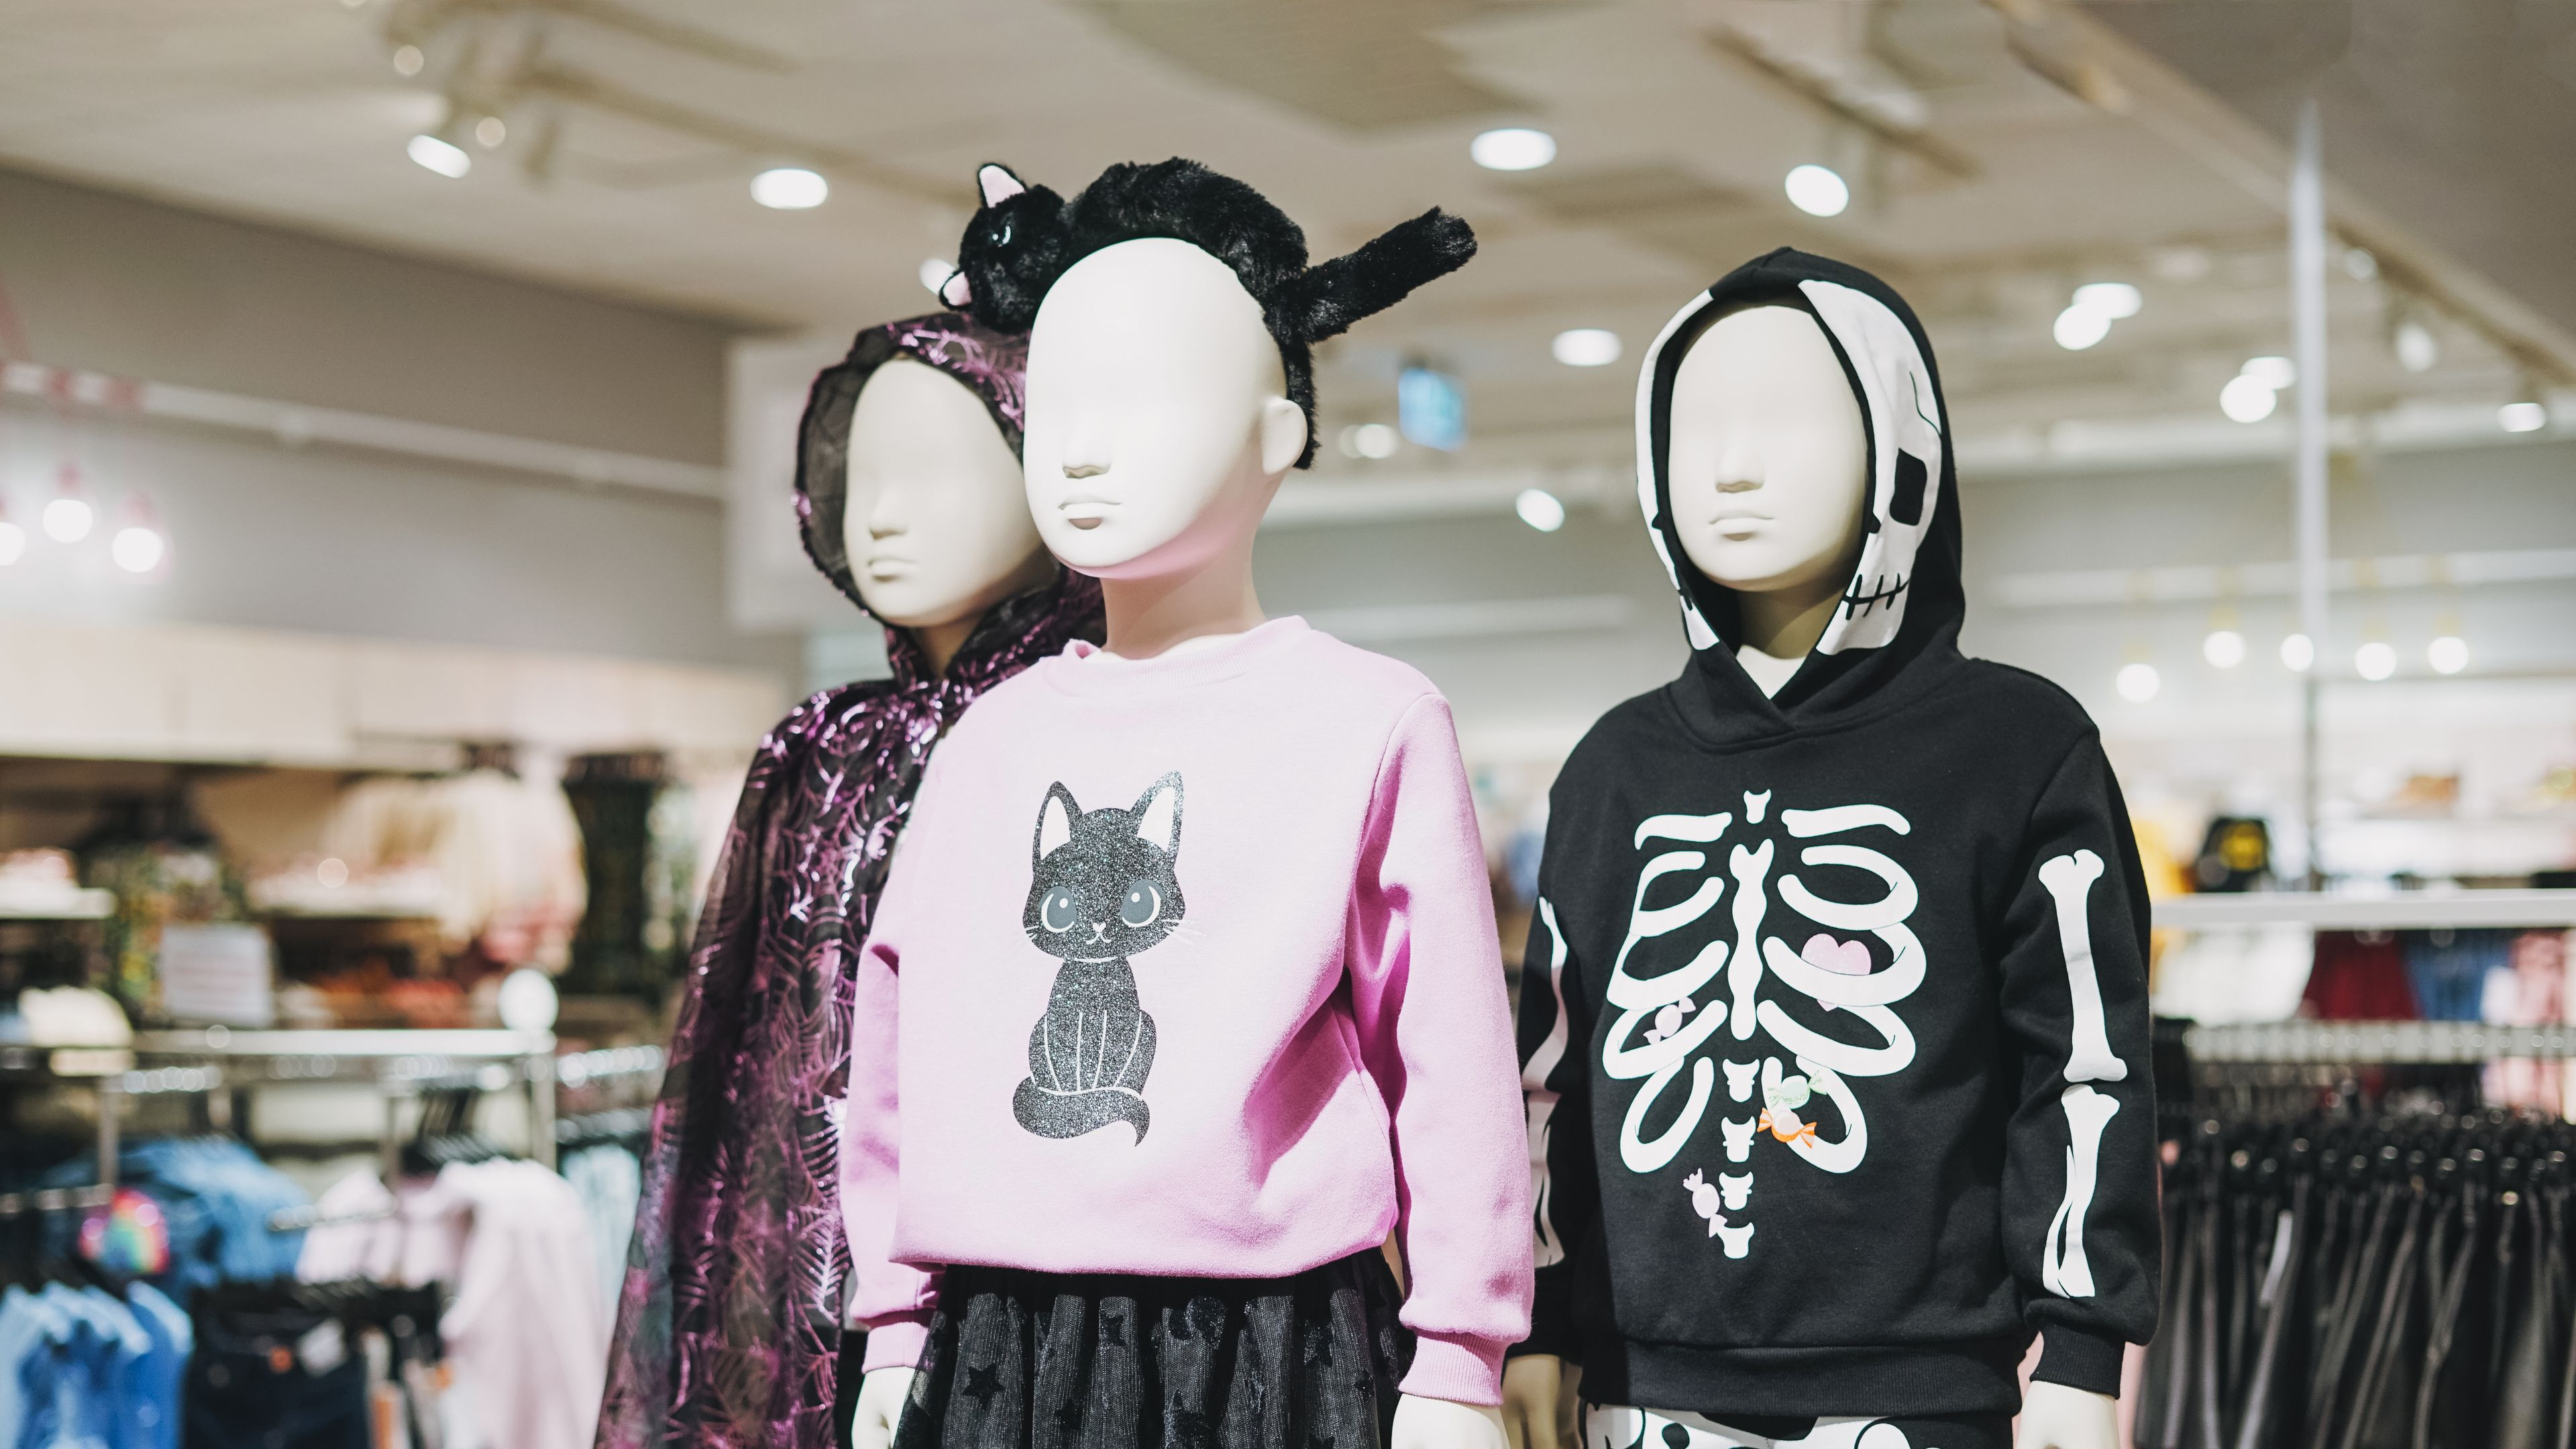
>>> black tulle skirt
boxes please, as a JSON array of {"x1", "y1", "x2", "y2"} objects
[{"x1": 892, "y1": 1251, "x2": 1413, "y2": 1449}]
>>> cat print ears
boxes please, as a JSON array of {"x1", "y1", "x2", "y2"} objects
[
  {"x1": 1034, "y1": 783, "x2": 1080, "y2": 867},
  {"x1": 1130, "y1": 772, "x2": 1183, "y2": 860},
  {"x1": 977, "y1": 164, "x2": 1027, "y2": 207}
]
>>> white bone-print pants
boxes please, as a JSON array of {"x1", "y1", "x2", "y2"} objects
[{"x1": 1585, "y1": 1403, "x2": 2000, "y2": 1449}]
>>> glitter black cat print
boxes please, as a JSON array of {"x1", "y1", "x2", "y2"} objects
[{"x1": 1014, "y1": 772, "x2": 1185, "y2": 1142}]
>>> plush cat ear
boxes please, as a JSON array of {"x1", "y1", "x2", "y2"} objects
[
  {"x1": 1130, "y1": 772, "x2": 1183, "y2": 859},
  {"x1": 1274, "y1": 209, "x2": 1478, "y2": 345},
  {"x1": 1034, "y1": 783, "x2": 1079, "y2": 866},
  {"x1": 977, "y1": 164, "x2": 1028, "y2": 207}
]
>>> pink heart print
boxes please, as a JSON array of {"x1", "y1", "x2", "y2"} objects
[{"x1": 1801, "y1": 933, "x2": 1872, "y2": 975}]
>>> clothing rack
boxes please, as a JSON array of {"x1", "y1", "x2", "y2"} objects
[
  {"x1": 0, "y1": 1183, "x2": 113, "y2": 1218},
  {"x1": 2152, "y1": 888, "x2": 2576, "y2": 932},
  {"x1": 2186, "y1": 1021, "x2": 2576, "y2": 1065}
]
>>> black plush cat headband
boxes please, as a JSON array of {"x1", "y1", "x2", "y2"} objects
[{"x1": 939, "y1": 157, "x2": 1478, "y2": 468}]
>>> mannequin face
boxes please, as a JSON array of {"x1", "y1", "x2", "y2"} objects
[
  {"x1": 1666, "y1": 305, "x2": 1868, "y2": 599},
  {"x1": 1020, "y1": 238, "x2": 1307, "y2": 578},
  {"x1": 840, "y1": 358, "x2": 1047, "y2": 630}
]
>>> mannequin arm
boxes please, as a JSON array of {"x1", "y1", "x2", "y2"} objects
[
  {"x1": 1499, "y1": 1355, "x2": 1580, "y2": 1449},
  {"x1": 2015, "y1": 1382, "x2": 2117, "y2": 1449},
  {"x1": 851, "y1": 1366, "x2": 916, "y2": 1449},
  {"x1": 1393, "y1": 1394, "x2": 1509, "y2": 1449}
]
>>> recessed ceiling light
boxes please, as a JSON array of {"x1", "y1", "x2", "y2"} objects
[
  {"x1": 2280, "y1": 633, "x2": 2314, "y2": 672},
  {"x1": 407, "y1": 133, "x2": 470, "y2": 178},
  {"x1": 2220, "y1": 374, "x2": 2277, "y2": 423},
  {"x1": 751, "y1": 167, "x2": 828, "y2": 209},
  {"x1": 42, "y1": 494, "x2": 92, "y2": 543},
  {"x1": 2072, "y1": 282, "x2": 2141, "y2": 319},
  {"x1": 391, "y1": 44, "x2": 424, "y2": 76},
  {"x1": 2202, "y1": 629, "x2": 2246, "y2": 669},
  {"x1": 1470, "y1": 128, "x2": 1556, "y2": 172},
  {"x1": 111, "y1": 524, "x2": 166, "y2": 574},
  {"x1": 2427, "y1": 635, "x2": 2469, "y2": 675},
  {"x1": 2053, "y1": 305, "x2": 2111, "y2": 351},
  {"x1": 2114, "y1": 661, "x2": 2161, "y2": 703},
  {"x1": 1551, "y1": 329, "x2": 1622, "y2": 367},
  {"x1": 2343, "y1": 248, "x2": 2379, "y2": 280},
  {"x1": 1515, "y1": 488, "x2": 1567, "y2": 533},
  {"x1": 2393, "y1": 319, "x2": 2438, "y2": 373},
  {"x1": 2354, "y1": 640, "x2": 2397, "y2": 681},
  {"x1": 1350, "y1": 423, "x2": 1400, "y2": 460},
  {"x1": 474, "y1": 115, "x2": 506, "y2": 148},
  {"x1": 2240, "y1": 356, "x2": 2296, "y2": 389},
  {"x1": 2500, "y1": 400, "x2": 2547, "y2": 433},
  {"x1": 1783, "y1": 164, "x2": 1848, "y2": 218}
]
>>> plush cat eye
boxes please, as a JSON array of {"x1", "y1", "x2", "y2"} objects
[
  {"x1": 1040, "y1": 888, "x2": 1080, "y2": 932},
  {"x1": 1120, "y1": 882, "x2": 1161, "y2": 928}
]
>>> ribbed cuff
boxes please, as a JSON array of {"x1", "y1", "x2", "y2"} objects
[
  {"x1": 2032, "y1": 1326, "x2": 2125, "y2": 1397},
  {"x1": 859, "y1": 1313, "x2": 932, "y2": 1374},
  {"x1": 1399, "y1": 1331, "x2": 1509, "y2": 1406}
]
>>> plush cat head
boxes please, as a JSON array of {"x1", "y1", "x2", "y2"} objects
[
  {"x1": 1024, "y1": 772, "x2": 1186, "y2": 963},
  {"x1": 941, "y1": 164, "x2": 1070, "y2": 329}
]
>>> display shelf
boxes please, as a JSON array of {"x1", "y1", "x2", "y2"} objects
[
  {"x1": 0, "y1": 888, "x2": 115, "y2": 920},
  {"x1": 2151, "y1": 888, "x2": 2576, "y2": 930},
  {"x1": 2186, "y1": 1020, "x2": 2576, "y2": 1064},
  {"x1": 0, "y1": 1184, "x2": 113, "y2": 1218}
]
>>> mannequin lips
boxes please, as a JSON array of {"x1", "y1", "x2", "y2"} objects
[
  {"x1": 1056, "y1": 493, "x2": 1116, "y2": 531},
  {"x1": 864, "y1": 554, "x2": 916, "y2": 580}
]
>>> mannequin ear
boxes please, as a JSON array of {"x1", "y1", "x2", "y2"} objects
[
  {"x1": 1257, "y1": 396, "x2": 1308, "y2": 477},
  {"x1": 938, "y1": 268, "x2": 973, "y2": 308},
  {"x1": 977, "y1": 164, "x2": 1028, "y2": 207}
]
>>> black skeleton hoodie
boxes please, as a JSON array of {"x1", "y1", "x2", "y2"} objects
[{"x1": 1514, "y1": 250, "x2": 2158, "y2": 1418}]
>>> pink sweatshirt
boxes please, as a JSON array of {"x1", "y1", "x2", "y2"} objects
[{"x1": 839, "y1": 616, "x2": 1532, "y2": 1404}]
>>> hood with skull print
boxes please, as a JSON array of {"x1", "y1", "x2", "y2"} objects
[{"x1": 1638, "y1": 248, "x2": 1967, "y2": 744}]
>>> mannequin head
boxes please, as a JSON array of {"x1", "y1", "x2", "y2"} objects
[
  {"x1": 839, "y1": 358, "x2": 1053, "y2": 669},
  {"x1": 1022, "y1": 239, "x2": 1305, "y2": 578},
  {"x1": 1666, "y1": 304, "x2": 1869, "y2": 612}
]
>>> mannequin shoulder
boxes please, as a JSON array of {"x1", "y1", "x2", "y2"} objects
[
  {"x1": 1293, "y1": 630, "x2": 1458, "y2": 717},
  {"x1": 1945, "y1": 657, "x2": 2104, "y2": 753}
]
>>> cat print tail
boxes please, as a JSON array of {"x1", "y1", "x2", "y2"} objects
[{"x1": 1013, "y1": 1079, "x2": 1152, "y2": 1143}]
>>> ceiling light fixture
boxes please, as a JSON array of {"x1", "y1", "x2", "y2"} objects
[
  {"x1": 2202, "y1": 628, "x2": 2247, "y2": 669},
  {"x1": 2072, "y1": 282, "x2": 2142, "y2": 319},
  {"x1": 2354, "y1": 640, "x2": 2397, "y2": 682},
  {"x1": 2500, "y1": 400, "x2": 2547, "y2": 433},
  {"x1": 2427, "y1": 634, "x2": 2469, "y2": 676},
  {"x1": 2114, "y1": 661, "x2": 2161, "y2": 703},
  {"x1": 1470, "y1": 128, "x2": 1556, "y2": 172},
  {"x1": 2219, "y1": 374, "x2": 2277, "y2": 423},
  {"x1": 474, "y1": 115, "x2": 506, "y2": 148},
  {"x1": 110, "y1": 496, "x2": 167, "y2": 575},
  {"x1": 1515, "y1": 488, "x2": 1568, "y2": 533},
  {"x1": 2052, "y1": 305, "x2": 2112, "y2": 351},
  {"x1": 2280, "y1": 633, "x2": 2315, "y2": 672},
  {"x1": 42, "y1": 469, "x2": 92, "y2": 543},
  {"x1": 1783, "y1": 164, "x2": 1849, "y2": 218},
  {"x1": 1349, "y1": 423, "x2": 1400, "y2": 460},
  {"x1": 1551, "y1": 329, "x2": 1622, "y2": 368},
  {"x1": 2393, "y1": 319, "x2": 2438, "y2": 374},
  {"x1": 408, "y1": 133, "x2": 471, "y2": 178},
  {"x1": 391, "y1": 44, "x2": 425, "y2": 76},
  {"x1": 2241, "y1": 356, "x2": 2296, "y2": 390},
  {"x1": 751, "y1": 167, "x2": 828, "y2": 209}
]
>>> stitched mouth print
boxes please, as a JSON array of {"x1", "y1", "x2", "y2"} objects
[{"x1": 1013, "y1": 772, "x2": 1185, "y2": 1142}]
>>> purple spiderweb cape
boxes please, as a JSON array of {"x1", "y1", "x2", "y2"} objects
[{"x1": 596, "y1": 313, "x2": 1102, "y2": 1449}]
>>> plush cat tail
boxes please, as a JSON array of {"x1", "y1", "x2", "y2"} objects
[
  {"x1": 1014, "y1": 1080, "x2": 1152, "y2": 1143},
  {"x1": 1278, "y1": 209, "x2": 1478, "y2": 345}
]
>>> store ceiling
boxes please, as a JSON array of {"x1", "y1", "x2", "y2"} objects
[{"x1": 0, "y1": 0, "x2": 2560, "y2": 471}]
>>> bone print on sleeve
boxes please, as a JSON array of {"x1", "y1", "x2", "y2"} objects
[
  {"x1": 1515, "y1": 885, "x2": 1597, "y2": 1361},
  {"x1": 1996, "y1": 736, "x2": 2161, "y2": 1396}
]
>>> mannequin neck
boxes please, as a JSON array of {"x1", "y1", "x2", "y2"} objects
[
  {"x1": 910, "y1": 619, "x2": 978, "y2": 679},
  {"x1": 903, "y1": 551, "x2": 1059, "y2": 678},
  {"x1": 1099, "y1": 532, "x2": 1266, "y2": 659}
]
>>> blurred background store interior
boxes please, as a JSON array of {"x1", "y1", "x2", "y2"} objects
[{"x1": 0, "y1": 0, "x2": 2573, "y2": 1440}]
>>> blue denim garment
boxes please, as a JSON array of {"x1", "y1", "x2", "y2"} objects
[
  {"x1": 34, "y1": 1139, "x2": 309, "y2": 1303},
  {"x1": 0, "y1": 1286, "x2": 70, "y2": 1449},
  {"x1": 118, "y1": 1285, "x2": 187, "y2": 1449},
  {"x1": 45, "y1": 1283, "x2": 147, "y2": 1449}
]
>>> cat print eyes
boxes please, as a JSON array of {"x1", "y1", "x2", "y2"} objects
[
  {"x1": 1119, "y1": 881, "x2": 1161, "y2": 928},
  {"x1": 1040, "y1": 888, "x2": 1079, "y2": 933}
]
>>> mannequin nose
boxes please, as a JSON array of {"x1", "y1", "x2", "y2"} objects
[
  {"x1": 1713, "y1": 439, "x2": 1762, "y2": 493},
  {"x1": 864, "y1": 486, "x2": 906, "y2": 538},
  {"x1": 1062, "y1": 415, "x2": 1114, "y2": 480}
]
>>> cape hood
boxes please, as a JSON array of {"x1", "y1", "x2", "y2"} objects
[{"x1": 1638, "y1": 248, "x2": 1967, "y2": 745}]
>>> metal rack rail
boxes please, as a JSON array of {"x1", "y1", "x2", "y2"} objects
[
  {"x1": 2152, "y1": 888, "x2": 2576, "y2": 931},
  {"x1": 2185, "y1": 1020, "x2": 2576, "y2": 1065}
]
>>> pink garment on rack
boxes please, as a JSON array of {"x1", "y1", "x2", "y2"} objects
[
  {"x1": 298, "y1": 1161, "x2": 606, "y2": 1449},
  {"x1": 2483, "y1": 928, "x2": 2571, "y2": 1110}
]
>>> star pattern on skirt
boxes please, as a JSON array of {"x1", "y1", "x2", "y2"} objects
[{"x1": 961, "y1": 1363, "x2": 1003, "y2": 1407}]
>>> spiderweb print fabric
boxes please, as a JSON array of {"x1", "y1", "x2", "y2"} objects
[{"x1": 596, "y1": 313, "x2": 1102, "y2": 1449}]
